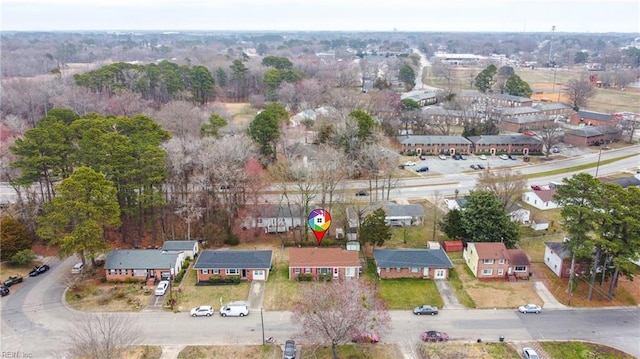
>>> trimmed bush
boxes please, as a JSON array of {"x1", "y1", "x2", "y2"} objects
[
  {"x1": 297, "y1": 273, "x2": 312, "y2": 281},
  {"x1": 318, "y1": 273, "x2": 332, "y2": 282}
]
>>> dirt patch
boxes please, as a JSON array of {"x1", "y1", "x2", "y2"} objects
[
  {"x1": 178, "y1": 345, "x2": 281, "y2": 359},
  {"x1": 121, "y1": 346, "x2": 162, "y2": 359},
  {"x1": 66, "y1": 278, "x2": 152, "y2": 312},
  {"x1": 422, "y1": 342, "x2": 520, "y2": 359}
]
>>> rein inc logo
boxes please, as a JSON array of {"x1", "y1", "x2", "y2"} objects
[
  {"x1": 308, "y1": 209, "x2": 331, "y2": 245},
  {"x1": 1, "y1": 352, "x2": 32, "y2": 358}
]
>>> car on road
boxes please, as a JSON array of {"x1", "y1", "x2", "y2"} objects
[
  {"x1": 0, "y1": 285, "x2": 9, "y2": 297},
  {"x1": 352, "y1": 331, "x2": 379, "y2": 343},
  {"x1": 413, "y1": 305, "x2": 438, "y2": 315},
  {"x1": 155, "y1": 280, "x2": 169, "y2": 296},
  {"x1": 530, "y1": 185, "x2": 542, "y2": 190},
  {"x1": 522, "y1": 347, "x2": 540, "y2": 359},
  {"x1": 518, "y1": 303, "x2": 542, "y2": 314},
  {"x1": 420, "y1": 331, "x2": 449, "y2": 342},
  {"x1": 284, "y1": 339, "x2": 296, "y2": 359},
  {"x1": 3, "y1": 276, "x2": 23, "y2": 287},
  {"x1": 460, "y1": 155, "x2": 467, "y2": 160},
  {"x1": 499, "y1": 154, "x2": 509, "y2": 160},
  {"x1": 28, "y1": 265, "x2": 50, "y2": 277},
  {"x1": 71, "y1": 262, "x2": 84, "y2": 274},
  {"x1": 552, "y1": 147, "x2": 561, "y2": 153},
  {"x1": 523, "y1": 131, "x2": 535, "y2": 136},
  {"x1": 416, "y1": 166, "x2": 429, "y2": 173},
  {"x1": 190, "y1": 305, "x2": 214, "y2": 317},
  {"x1": 470, "y1": 164, "x2": 478, "y2": 169},
  {"x1": 476, "y1": 164, "x2": 485, "y2": 169},
  {"x1": 438, "y1": 154, "x2": 447, "y2": 160},
  {"x1": 452, "y1": 154, "x2": 461, "y2": 160},
  {"x1": 508, "y1": 154, "x2": 517, "y2": 160},
  {"x1": 403, "y1": 161, "x2": 416, "y2": 166},
  {"x1": 355, "y1": 190, "x2": 369, "y2": 197},
  {"x1": 479, "y1": 155, "x2": 487, "y2": 160}
]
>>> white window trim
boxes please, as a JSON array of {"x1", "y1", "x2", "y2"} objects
[
  {"x1": 294, "y1": 268, "x2": 300, "y2": 274},
  {"x1": 213, "y1": 269, "x2": 219, "y2": 275},
  {"x1": 483, "y1": 259, "x2": 494, "y2": 265},
  {"x1": 201, "y1": 269, "x2": 209, "y2": 275},
  {"x1": 497, "y1": 269, "x2": 504, "y2": 275},
  {"x1": 227, "y1": 268, "x2": 239, "y2": 275},
  {"x1": 498, "y1": 259, "x2": 505, "y2": 264},
  {"x1": 514, "y1": 266, "x2": 527, "y2": 272},
  {"x1": 482, "y1": 269, "x2": 493, "y2": 276}
]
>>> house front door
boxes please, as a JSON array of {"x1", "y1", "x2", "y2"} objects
[
  {"x1": 434, "y1": 269, "x2": 446, "y2": 279},
  {"x1": 423, "y1": 267, "x2": 430, "y2": 277},
  {"x1": 333, "y1": 268, "x2": 339, "y2": 278},
  {"x1": 242, "y1": 269, "x2": 247, "y2": 279}
]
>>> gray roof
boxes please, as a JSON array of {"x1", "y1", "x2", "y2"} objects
[
  {"x1": 104, "y1": 250, "x2": 180, "y2": 270},
  {"x1": 604, "y1": 176, "x2": 640, "y2": 188},
  {"x1": 466, "y1": 135, "x2": 542, "y2": 145},
  {"x1": 545, "y1": 242, "x2": 571, "y2": 259},
  {"x1": 496, "y1": 107, "x2": 539, "y2": 116},
  {"x1": 576, "y1": 110, "x2": 613, "y2": 122},
  {"x1": 567, "y1": 126, "x2": 603, "y2": 137},
  {"x1": 534, "y1": 103, "x2": 571, "y2": 111},
  {"x1": 162, "y1": 240, "x2": 198, "y2": 251},
  {"x1": 501, "y1": 114, "x2": 554, "y2": 124},
  {"x1": 397, "y1": 135, "x2": 471, "y2": 146},
  {"x1": 373, "y1": 249, "x2": 453, "y2": 268},
  {"x1": 194, "y1": 250, "x2": 273, "y2": 269},
  {"x1": 255, "y1": 204, "x2": 303, "y2": 218},
  {"x1": 386, "y1": 203, "x2": 425, "y2": 217},
  {"x1": 490, "y1": 94, "x2": 532, "y2": 102}
]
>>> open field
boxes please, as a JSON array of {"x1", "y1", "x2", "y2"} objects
[{"x1": 121, "y1": 346, "x2": 162, "y2": 359}]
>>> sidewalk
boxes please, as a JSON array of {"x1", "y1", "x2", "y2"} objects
[{"x1": 533, "y1": 281, "x2": 566, "y2": 309}]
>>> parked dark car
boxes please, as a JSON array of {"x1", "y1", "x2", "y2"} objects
[
  {"x1": 476, "y1": 164, "x2": 485, "y2": 169},
  {"x1": 284, "y1": 339, "x2": 296, "y2": 359},
  {"x1": 28, "y1": 265, "x2": 50, "y2": 277},
  {"x1": 355, "y1": 190, "x2": 369, "y2": 197},
  {"x1": 416, "y1": 166, "x2": 429, "y2": 173},
  {"x1": 531, "y1": 185, "x2": 542, "y2": 190},
  {"x1": 470, "y1": 164, "x2": 478, "y2": 169},
  {"x1": 3, "y1": 276, "x2": 23, "y2": 287},
  {"x1": 420, "y1": 330, "x2": 449, "y2": 342},
  {"x1": 508, "y1": 154, "x2": 517, "y2": 160},
  {"x1": 413, "y1": 305, "x2": 438, "y2": 315},
  {"x1": 0, "y1": 285, "x2": 9, "y2": 297}
]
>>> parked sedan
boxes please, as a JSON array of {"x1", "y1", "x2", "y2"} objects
[
  {"x1": 518, "y1": 303, "x2": 542, "y2": 314},
  {"x1": 413, "y1": 305, "x2": 438, "y2": 315},
  {"x1": 284, "y1": 339, "x2": 296, "y2": 359},
  {"x1": 0, "y1": 285, "x2": 9, "y2": 297},
  {"x1": 190, "y1": 305, "x2": 214, "y2": 317},
  {"x1": 3, "y1": 276, "x2": 23, "y2": 287},
  {"x1": 28, "y1": 265, "x2": 50, "y2": 277},
  {"x1": 420, "y1": 331, "x2": 449, "y2": 342},
  {"x1": 523, "y1": 347, "x2": 540, "y2": 359},
  {"x1": 479, "y1": 155, "x2": 487, "y2": 160},
  {"x1": 155, "y1": 280, "x2": 170, "y2": 296},
  {"x1": 416, "y1": 166, "x2": 429, "y2": 173},
  {"x1": 438, "y1": 154, "x2": 447, "y2": 160},
  {"x1": 403, "y1": 161, "x2": 417, "y2": 166},
  {"x1": 499, "y1": 154, "x2": 509, "y2": 160},
  {"x1": 355, "y1": 190, "x2": 369, "y2": 197}
]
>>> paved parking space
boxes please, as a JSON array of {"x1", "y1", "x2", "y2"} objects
[{"x1": 402, "y1": 155, "x2": 523, "y2": 175}]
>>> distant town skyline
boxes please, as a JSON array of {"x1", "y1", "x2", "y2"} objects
[{"x1": 1, "y1": 0, "x2": 639, "y2": 33}]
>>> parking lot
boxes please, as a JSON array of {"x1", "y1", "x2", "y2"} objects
[{"x1": 402, "y1": 154, "x2": 524, "y2": 175}]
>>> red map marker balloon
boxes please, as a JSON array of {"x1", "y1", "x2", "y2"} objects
[{"x1": 308, "y1": 209, "x2": 331, "y2": 245}]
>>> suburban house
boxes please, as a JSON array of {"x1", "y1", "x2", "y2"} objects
[
  {"x1": 373, "y1": 249, "x2": 453, "y2": 279},
  {"x1": 444, "y1": 198, "x2": 468, "y2": 211},
  {"x1": 104, "y1": 249, "x2": 185, "y2": 283},
  {"x1": 600, "y1": 175, "x2": 640, "y2": 188},
  {"x1": 522, "y1": 188, "x2": 560, "y2": 210},
  {"x1": 241, "y1": 204, "x2": 304, "y2": 233},
  {"x1": 563, "y1": 126, "x2": 623, "y2": 147},
  {"x1": 401, "y1": 90, "x2": 438, "y2": 106},
  {"x1": 466, "y1": 135, "x2": 543, "y2": 155},
  {"x1": 507, "y1": 203, "x2": 531, "y2": 225},
  {"x1": 463, "y1": 242, "x2": 531, "y2": 281},
  {"x1": 385, "y1": 203, "x2": 425, "y2": 227},
  {"x1": 288, "y1": 247, "x2": 360, "y2": 281},
  {"x1": 569, "y1": 110, "x2": 618, "y2": 127},
  {"x1": 161, "y1": 240, "x2": 199, "y2": 259},
  {"x1": 544, "y1": 241, "x2": 589, "y2": 278},
  {"x1": 193, "y1": 250, "x2": 273, "y2": 283}
]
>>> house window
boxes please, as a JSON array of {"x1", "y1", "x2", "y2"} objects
[
  {"x1": 319, "y1": 268, "x2": 330, "y2": 275},
  {"x1": 345, "y1": 268, "x2": 355, "y2": 277},
  {"x1": 483, "y1": 259, "x2": 494, "y2": 264},
  {"x1": 498, "y1": 269, "x2": 504, "y2": 275},
  {"x1": 294, "y1": 268, "x2": 300, "y2": 274},
  {"x1": 305, "y1": 267, "x2": 311, "y2": 273},
  {"x1": 213, "y1": 269, "x2": 219, "y2": 275},
  {"x1": 227, "y1": 269, "x2": 239, "y2": 275},
  {"x1": 514, "y1": 266, "x2": 527, "y2": 272},
  {"x1": 385, "y1": 268, "x2": 390, "y2": 272},
  {"x1": 109, "y1": 269, "x2": 116, "y2": 275},
  {"x1": 498, "y1": 259, "x2": 505, "y2": 264},
  {"x1": 410, "y1": 267, "x2": 419, "y2": 273},
  {"x1": 482, "y1": 269, "x2": 493, "y2": 276},
  {"x1": 201, "y1": 269, "x2": 209, "y2": 275},
  {"x1": 396, "y1": 268, "x2": 401, "y2": 273}
]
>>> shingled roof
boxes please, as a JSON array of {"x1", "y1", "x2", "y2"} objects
[
  {"x1": 194, "y1": 250, "x2": 273, "y2": 269},
  {"x1": 373, "y1": 249, "x2": 453, "y2": 268}
]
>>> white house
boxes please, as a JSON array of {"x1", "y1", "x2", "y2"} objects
[
  {"x1": 522, "y1": 188, "x2": 560, "y2": 210},
  {"x1": 507, "y1": 203, "x2": 531, "y2": 225},
  {"x1": 161, "y1": 240, "x2": 199, "y2": 260},
  {"x1": 242, "y1": 204, "x2": 304, "y2": 233}
]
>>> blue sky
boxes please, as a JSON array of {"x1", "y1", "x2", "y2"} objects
[{"x1": 2, "y1": 0, "x2": 639, "y2": 33}]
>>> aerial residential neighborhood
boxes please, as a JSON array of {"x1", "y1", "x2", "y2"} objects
[{"x1": 1, "y1": 4, "x2": 640, "y2": 359}]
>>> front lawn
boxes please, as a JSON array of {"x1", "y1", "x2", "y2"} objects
[
  {"x1": 422, "y1": 342, "x2": 520, "y2": 359},
  {"x1": 262, "y1": 262, "x2": 305, "y2": 311},
  {"x1": 303, "y1": 343, "x2": 398, "y2": 359},
  {"x1": 172, "y1": 268, "x2": 250, "y2": 312},
  {"x1": 375, "y1": 278, "x2": 443, "y2": 310},
  {"x1": 178, "y1": 345, "x2": 281, "y2": 359},
  {"x1": 542, "y1": 341, "x2": 636, "y2": 359}
]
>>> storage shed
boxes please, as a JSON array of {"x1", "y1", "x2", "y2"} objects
[{"x1": 443, "y1": 240, "x2": 463, "y2": 252}]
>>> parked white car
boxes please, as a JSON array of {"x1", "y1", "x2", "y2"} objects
[
  {"x1": 499, "y1": 154, "x2": 509, "y2": 160},
  {"x1": 155, "y1": 280, "x2": 169, "y2": 296},
  {"x1": 190, "y1": 305, "x2": 214, "y2": 317},
  {"x1": 71, "y1": 262, "x2": 84, "y2": 274},
  {"x1": 403, "y1": 161, "x2": 416, "y2": 166},
  {"x1": 438, "y1": 154, "x2": 447, "y2": 160},
  {"x1": 518, "y1": 303, "x2": 542, "y2": 314},
  {"x1": 220, "y1": 301, "x2": 249, "y2": 317},
  {"x1": 479, "y1": 155, "x2": 487, "y2": 160}
]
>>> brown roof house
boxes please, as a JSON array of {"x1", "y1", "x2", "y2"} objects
[
  {"x1": 522, "y1": 188, "x2": 560, "y2": 210},
  {"x1": 288, "y1": 247, "x2": 360, "y2": 281},
  {"x1": 373, "y1": 249, "x2": 453, "y2": 280},
  {"x1": 463, "y1": 242, "x2": 531, "y2": 281}
]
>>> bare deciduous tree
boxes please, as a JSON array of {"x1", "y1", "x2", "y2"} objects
[
  {"x1": 538, "y1": 121, "x2": 564, "y2": 158},
  {"x1": 67, "y1": 313, "x2": 140, "y2": 359},
  {"x1": 564, "y1": 75, "x2": 596, "y2": 111},
  {"x1": 475, "y1": 168, "x2": 527, "y2": 212},
  {"x1": 292, "y1": 280, "x2": 391, "y2": 359}
]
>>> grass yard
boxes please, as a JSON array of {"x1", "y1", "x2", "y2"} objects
[
  {"x1": 65, "y1": 280, "x2": 151, "y2": 312},
  {"x1": 172, "y1": 268, "x2": 250, "y2": 313},
  {"x1": 262, "y1": 262, "x2": 305, "y2": 311},
  {"x1": 518, "y1": 234, "x2": 565, "y2": 263},
  {"x1": 448, "y1": 266, "x2": 476, "y2": 308},
  {"x1": 303, "y1": 343, "x2": 399, "y2": 359},
  {"x1": 121, "y1": 346, "x2": 162, "y2": 359},
  {"x1": 375, "y1": 278, "x2": 443, "y2": 310},
  {"x1": 541, "y1": 341, "x2": 636, "y2": 359},
  {"x1": 0, "y1": 261, "x2": 34, "y2": 280},
  {"x1": 178, "y1": 345, "x2": 281, "y2": 359},
  {"x1": 422, "y1": 342, "x2": 520, "y2": 359},
  {"x1": 453, "y1": 263, "x2": 542, "y2": 309},
  {"x1": 525, "y1": 154, "x2": 638, "y2": 179}
]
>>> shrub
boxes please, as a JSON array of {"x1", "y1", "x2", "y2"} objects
[
  {"x1": 297, "y1": 274, "x2": 312, "y2": 281},
  {"x1": 224, "y1": 233, "x2": 240, "y2": 246},
  {"x1": 209, "y1": 275, "x2": 223, "y2": 283},
  {"x1": 10, "y1": 249, "x2": 36, "y2": 265},
  {"x1": 318, "y1": 273, "x2": 332, "y2": 282},
  {"x1": 124, "y1": 277, "x2": 141, "y2": 284},
  {"x1": 224, "y1": 276, "x2": 241, "y2": 283}
]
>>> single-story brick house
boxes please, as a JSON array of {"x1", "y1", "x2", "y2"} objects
[
  {"x1": 463, "y1": 242, "x2": 531, "y2": 281},
  {"x1": 193, "y1": 250, "x2": 273, "y2": 283},
  {"x1": 104, "y1": 249, "x2": 185, "y2": 282},
  {"x1": 161, "y1": 240, "x2": 199, "y2": 259},
  {"x1": 288, "y1": 247, "x2": 360, "y2": 281},
  {"x1": 373, "y1": 249, "x2": 453, "y2": 279},
  {"x1": 385, "y1": 203, "x2": 425, "y2": 227},
  {"x1": 544, "y1": 241, "x2": 589, "y2": 278}
]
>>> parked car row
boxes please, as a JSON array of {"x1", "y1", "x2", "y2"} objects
[
  {"x1": 1, "y1": 264, "x2": 51, "y2": 298},
  {"x1": 469, "y1": 164, "x2": 485, "y2": 170},
  {"x1": 189, "y1": 302, "x2": 250, "y2": 317}
]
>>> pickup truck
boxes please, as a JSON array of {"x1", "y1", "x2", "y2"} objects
[{"x1": 3, "y1": 275, "x2": 24, "y2": 287}]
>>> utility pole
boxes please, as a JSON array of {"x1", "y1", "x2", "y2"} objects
[
  {"x1": 261, "y1": 308, "x2": 266, "y2": 345},
  {"x1": 567, "y1": 253, "x2": 576, "y2": 305},
  {"x1": 169, "y1": 263, "x2": 174, "y2": 311},
  {"x1": 548, "y1": 25, "x2": 556, "y2": 82}
]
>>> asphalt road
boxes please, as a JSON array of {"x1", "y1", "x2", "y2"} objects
[{"x1": 2, "y1": 258, "x2": 639, "y2": 358}]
